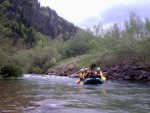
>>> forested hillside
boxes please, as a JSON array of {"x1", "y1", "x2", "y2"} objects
[
  {"x1": 0, "y1": 0, "x2": 78, "y2": 79},
  {"x1": 0, "y1": 0, "x2": 78, "y2": 48}
]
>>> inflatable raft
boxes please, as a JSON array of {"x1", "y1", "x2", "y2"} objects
[{"x1": 83, "y1": 78, "x2": 104, "y2": 84}]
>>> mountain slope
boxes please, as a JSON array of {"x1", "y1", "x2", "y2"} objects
[{"x1": 0, "y1": 0, "x2": 78, "y2": 42}]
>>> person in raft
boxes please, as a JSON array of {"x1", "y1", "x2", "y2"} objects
[
  {"x1": 94, "y1": 67, "x2": 106, "y2": 81},
  {"x1": 84, "y1": 63, "x2": 97, "y2": 78},
  {"x1": 79, "y1": 68, "x2": 86, "y2": 81},
  {"x1": 84, "y1": 67, "x2": 93, "y2": 78}
]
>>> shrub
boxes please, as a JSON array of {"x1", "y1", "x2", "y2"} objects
[
  {"x1": 30, "y1": 47, "x2": 58, "y2": 73},
  {"x1": 28, "y1": 67, "x2": 43, "y2": 74},
  {"x1": 0, "y1": 65, "x2": 23, "y2": 79}
]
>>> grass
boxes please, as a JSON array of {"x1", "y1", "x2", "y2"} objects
[{"x1": 55, "y1": 51, "x2": 105, "y2": 69}]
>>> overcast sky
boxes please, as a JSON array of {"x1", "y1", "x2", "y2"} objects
[{"x1": 38, "y1": 0, "x2": 150, "y2": 29}]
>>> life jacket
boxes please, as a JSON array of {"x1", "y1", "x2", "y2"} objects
[
  {"x1": 94, "y1": 71, "x2": 100, "y2": 78},
  {"x1": 79, "y1": 72, "x2": 85, "y2": 81},
  {"x1": 95, "y1": 71, "x2": 104, "y2": 78},
  {"x1": 85, "y1": 70, "x2": 93, "y2": 78}
]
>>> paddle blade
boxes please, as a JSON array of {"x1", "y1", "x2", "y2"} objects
[
  {"x1": 106, "y1": 77, "x2": 109, "y2": 80},
  {"x1": 76, "y1": 79, "x2": 80, "y2": 84},
  {"x1": 80, "y1": 81, "x2": 83, "y2": 85},
  {"x1": 101, "y1": 76, "x2": 106, "y2": 81}
]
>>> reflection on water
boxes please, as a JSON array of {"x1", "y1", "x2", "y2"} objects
[{"x1": 0, "y1": 74, "x2": 150, "y2": 113}]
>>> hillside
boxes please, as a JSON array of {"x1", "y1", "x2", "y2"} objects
[
  {"x1": 0, "y1": 0, "x2": 78, "y2": 46},
  {"x1": 0, "y1": 0, "x2": 79, "y2": 79}
]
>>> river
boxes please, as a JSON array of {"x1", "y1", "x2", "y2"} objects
[{"x1": 0, "y1": 74, "x2": 150, "y2": 113}]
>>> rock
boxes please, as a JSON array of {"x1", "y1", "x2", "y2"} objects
[
  {"x1": 124, "y1": 76, "x2": 131, "y2": 80},
  {"x1": 134, "y1": 70, "x2": 141, "y2": 77},
  {"x1": 112, "y1": 73, "x2": 118, "y2": 77},
  {"x1": 106, "y1": 69, "x2": 113, "y2": 75},
  {"x1": 122, "y1": 64, "x2": 131, "y2": 71},
  {"x1": 70, "y1": 74, "x2": 79, "y2": 78},
  {"x1": 118, "y1": 78, "x2": 123, "y2": 80},
  {"x1": 103, "y1": 68, "x2": 109, "y2": 72},
  {"x1": 143, "y1": 72, "x2": 150, "y2": 78},
  {"x1": 138, "y1": 75, "x2": 143, "y2": 80},
  {"x1": 111, "y1": 66, "x2": 120, "y2": 72},
  {"x1": 148, "y1": 76, "x2": 150, "y2": 81},
  {"x1": 126, "y1": 68, "x2": 134, "y2": 76},
  {"x1": 119, "y1": 72, "x2": 126, "y2": 77}
]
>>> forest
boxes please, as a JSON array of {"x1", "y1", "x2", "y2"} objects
[{"x1": 0, "y1": 0, "x2": 150, "y2": 79}]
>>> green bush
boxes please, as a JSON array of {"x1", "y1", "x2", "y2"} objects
[
  {"x1": 29, "y1": 47, "x2": 58, "y2": 73},
  {"x1": 0, "y1": 65, "x2": 23, "y2": 79},
  {"x1": 60, "y1": 29, "x2": 94, "y2": 58},
  {"x1": 28, "y1": 67, "x2": 43, "y2": 74},
  {"x1": 0, "y1": 49, "x2": 8, "y2": 67}
]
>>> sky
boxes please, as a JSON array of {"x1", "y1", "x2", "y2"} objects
[{"x1": 38, "y1": 0, "x2": 150, "y2": 29}]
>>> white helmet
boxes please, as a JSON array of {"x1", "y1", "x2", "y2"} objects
[
  {"x1": 97, "y1": 67, "x2": 100, "y2": 70},
  {"x1": 80, "y1": 68, "x2": 84, "y2": 72},
  {"x1": 84, "y1": 68, "x2": 88, "y2": 70}
]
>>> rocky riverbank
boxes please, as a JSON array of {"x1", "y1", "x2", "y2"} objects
[
  {"x1": 47, "y1": 64, "x2": 150, "y2": 81},
  {"x1": 47, "y1": 63, "x2": 80, "y2": 77},
  {"x1": 105, "y1": 64, "x2": 150, "y2": 81}
]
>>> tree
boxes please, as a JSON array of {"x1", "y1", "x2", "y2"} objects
[
  {"x1": 145, "y1": 17, "x2": 150, "y2": 37},
  {"x1": 93, "y1": 23, "x2": 103, "y2": 37}
]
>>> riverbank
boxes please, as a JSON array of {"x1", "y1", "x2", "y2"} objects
[
  {"x1": 105, "y1": 64, "x2": 150, "y2": 81},
  {"x1": 47, "y1": 63, "x2": 150, "y2": 81}
]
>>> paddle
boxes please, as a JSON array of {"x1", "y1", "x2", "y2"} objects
[
  {"x1": 101, "y1": 76, "x2": 106, "y2": 81},
  {"x1": 100, "y1": 71, "x2": 107, "y2": 81},
  {"x1": 76, "y1": 79, "x2": 84, "y2": 85},
  {"x1": 76, "y1": 79, "x2": 80, "y2": 84}
]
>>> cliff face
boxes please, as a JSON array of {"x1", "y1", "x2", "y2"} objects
[{"x1": 0, "y1": 0, "x2": 78, "y2": 40}]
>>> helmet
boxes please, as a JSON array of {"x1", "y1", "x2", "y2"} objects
[
  {"x1": 97, "y1": 67, "x2": 100, "y2": 70},
  {"x1": 80, "y1": 68, "x2": 84, "y2": 72},
  {"x1": 84, "y1": 68, "x2": 88, "y2": 70}
]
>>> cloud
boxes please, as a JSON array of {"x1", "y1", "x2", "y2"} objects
[
  {"x1": 39, "y1": 0, "x2": 150, "y2": 29},
  {"x1": 78, "y1": 0, "x2": 150, "y2": 29}
]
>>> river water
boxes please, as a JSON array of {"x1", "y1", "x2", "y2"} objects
[{"x1": 0, "y1": 74, "x2": 150, "y2": 113}]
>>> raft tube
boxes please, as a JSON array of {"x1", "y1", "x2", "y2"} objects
[{"x1": 83, "y1": 78, "x2": 104, "y2": 84}]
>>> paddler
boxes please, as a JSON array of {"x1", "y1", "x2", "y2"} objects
[{"x1": 95, "y1": 67, "x2": 106, "y2": 81}]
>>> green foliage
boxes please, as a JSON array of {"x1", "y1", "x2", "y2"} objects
[
  {"x1": 0, "y1": 65, "x2": 23, "y2": 79},
  {"x1": 28, "y1": 67, "x2": 43, "y2": 74},
  {"x1": 0, "y1": 4, "x2": 6, "y2": 11},
  {"x1": 0, "y1": 10, "x2": 150, "y2": 77},
  {"x1": 57, "y1": 25, "x2": 62, "y2": 34},
  {"x1": 87, "y1": 39, "x2": 99, "y2": 50},
  {"x1": 2, "y1": 0, "x2": 13, "y2": 8},
  {"x1": 26, "y1": 46, "x2": 58, "y2": 73},
  {"x1": 10, "y1": 50, "x2": 31, "y2": 73},
  {"x1": 0, "y1": 49, "x2": 8, "y2": 67},
  {"x1": 96, "y1": 12, "x2": 150, "y2": 66},
  {"x1": 145, "y1": 18, "x2": 150, "y2": 35},
  {"x1": 0, "y1": 0, "x2": 78, "y2": 50},
  {"x1": 60, "y1": 29, "x2": 92, "y2": 57},
  {"x1": 0, "y1": 0, "x2": 78, "y2": 76}
]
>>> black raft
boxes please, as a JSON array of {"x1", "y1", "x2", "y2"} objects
[{"x1": 83, "y1": 78, "x2": 104, "y2": 84}]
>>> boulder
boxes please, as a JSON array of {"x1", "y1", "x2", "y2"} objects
[
  {"x1": 70, "y1": 74, "x2": 79, "y2": 78},
  {"x1": 124, "y1": 76, "x2": 131, "y2": 80},
  {"x1": 148, "y1": 76, "x2": 150, "y2": 81}
]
